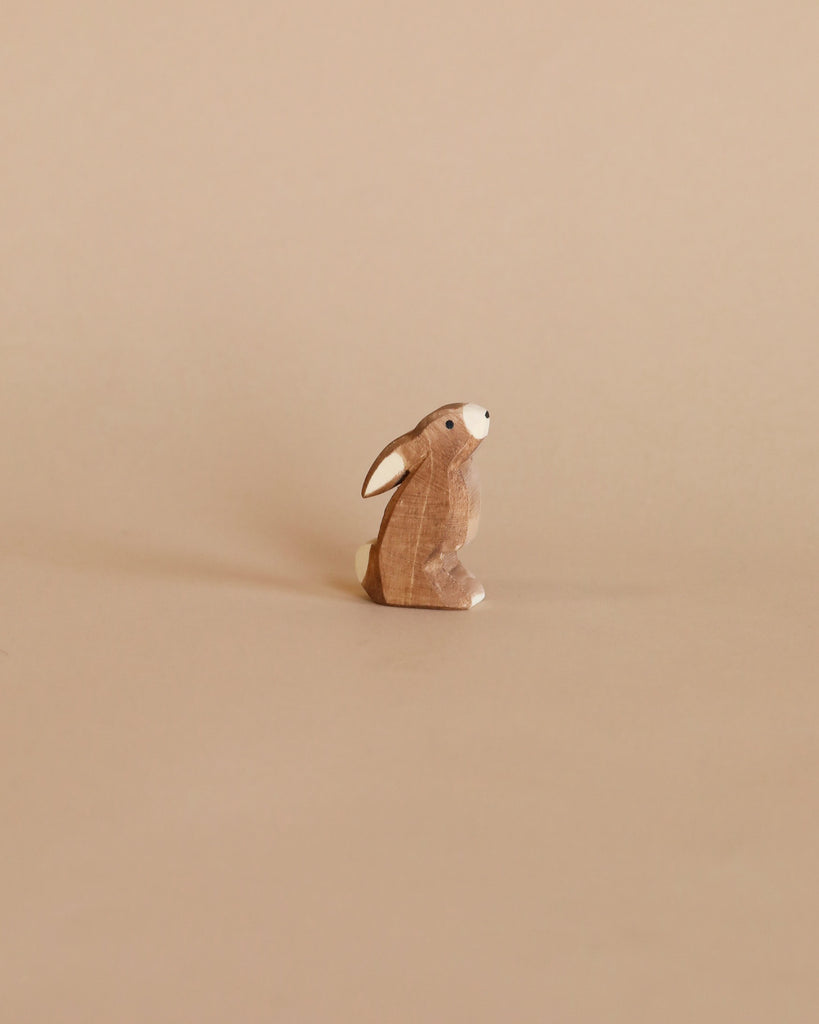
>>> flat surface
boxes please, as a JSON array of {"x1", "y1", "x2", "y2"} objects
[{"x1": 2, "y1": 3, "x2": 818, "y2": 1022}]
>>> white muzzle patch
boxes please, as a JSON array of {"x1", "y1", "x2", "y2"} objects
[{"x1": 463, "y1": 403, "x2": 490, "y2": 440}]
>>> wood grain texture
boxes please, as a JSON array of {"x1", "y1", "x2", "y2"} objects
[{"x1": 357, "y1": 403, "x2": 490, "y2": 609}]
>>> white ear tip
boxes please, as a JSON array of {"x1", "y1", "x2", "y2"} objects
[
  {"x1": 364, "y1": 450, "x2": 406, "y2": 496},
  {"x1": 463, "y1": 403, "x2": 490, "y2": 440}
]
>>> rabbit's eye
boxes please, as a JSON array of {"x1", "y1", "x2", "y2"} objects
[{"x1": 445, "y1": 420, "x2": 454, "y2": 429}]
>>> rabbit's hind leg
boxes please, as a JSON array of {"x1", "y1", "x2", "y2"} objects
[
  {"x1": 442, "y1": 552, "x2": 485, "y2": 607},
  {"x1": 417, "y1": 552, "x2": 474, "y2": 610}
]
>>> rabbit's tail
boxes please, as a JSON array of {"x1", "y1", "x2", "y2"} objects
[{"x1": 355, "y1": 540, "x2": 375, "y2": 586}]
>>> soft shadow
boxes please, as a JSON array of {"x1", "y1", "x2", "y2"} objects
[
  {"x1": 239, "y1": 502, "x2": 366, "y2": 599},
  {"x1": 326, "y1": 574, "x2": 370, "y2": 601},
  {"x1": 14, "y1": 484, "x2": 370, "y2": 601},
  {"x1": 26, "y1": 529, "x2": 362, "y2": 601}
]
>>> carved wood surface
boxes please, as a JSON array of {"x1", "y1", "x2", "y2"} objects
[{"x1": 356, "y1": 403, "x2": 490, "y2": 609}]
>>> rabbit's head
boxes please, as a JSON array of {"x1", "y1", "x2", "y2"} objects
[{"x1": 362, "y1": 403, "x2": 490, "y2": 498}]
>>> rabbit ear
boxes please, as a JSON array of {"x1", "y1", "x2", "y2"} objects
[{"x1": 362, "y1": 432, "x2": 425, "y2": 497}]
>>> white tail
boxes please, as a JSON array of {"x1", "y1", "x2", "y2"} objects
[{"x1": 355, "y1": 541, "x2": 374, "y2": 584}]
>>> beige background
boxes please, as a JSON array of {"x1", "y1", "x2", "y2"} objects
[{"x1": 2, "y1": 2, "x2": 818, "y2": 1021}]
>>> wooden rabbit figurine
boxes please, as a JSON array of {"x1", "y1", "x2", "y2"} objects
[{"x1": 355, "y1": 403, "x2": 490, "y2": 609}]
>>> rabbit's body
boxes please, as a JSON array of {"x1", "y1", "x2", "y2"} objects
[{"x1": 357, "y1": 403, "x2": 489, "y2": 609}]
